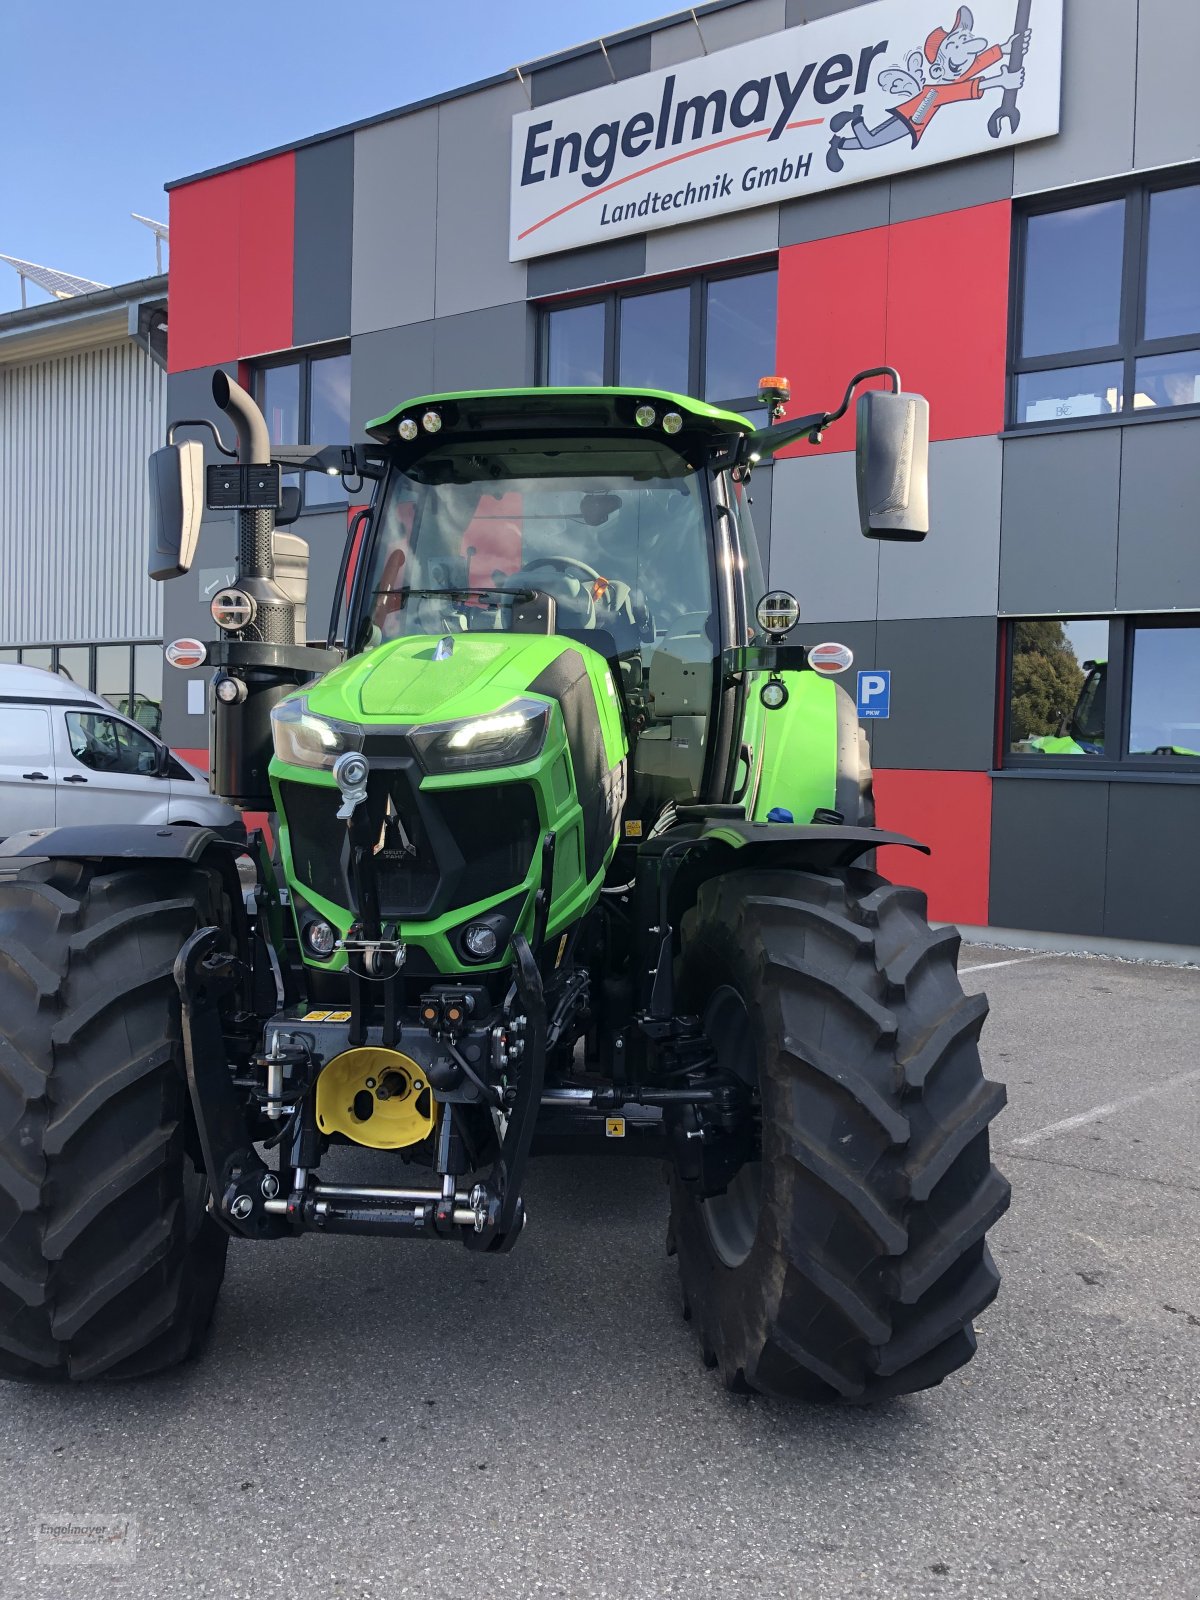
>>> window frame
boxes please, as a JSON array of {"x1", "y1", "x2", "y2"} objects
[
  {"x1": 537, "y1": 259, "x2": 778, "y2": 417},
  {"x1": 252, "y1": 343, "x2": 352, "y2": 514},
  {"x1": 1001, "y1": 614, "x2": 1200, "y2": 774},
  {"x1": 1008, "y1": 169, "x2": 1200, "y2": 431}
]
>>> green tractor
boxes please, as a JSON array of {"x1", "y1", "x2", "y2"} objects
[{"x1": 0, "y1": 369, "x2": 1009, "y2": 1399}]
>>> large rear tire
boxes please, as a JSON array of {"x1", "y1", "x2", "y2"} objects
[
  {"x1": 670, "y1": 866, "x2": 1009, "y2": 1402},
  {"x1": 0, "y1": 858, "x2": 230, "y2": 1381}
]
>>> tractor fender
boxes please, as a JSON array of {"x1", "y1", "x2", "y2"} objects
[
  {"x1": 662, "y1": 819, "x2": 928, "y2": 932},
  {"x1": 0, "y1": 823, "x2": 249, "y2": 944}
]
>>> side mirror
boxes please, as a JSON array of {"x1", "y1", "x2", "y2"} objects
[
  {"x1": 275, "y1": 484, "x2": 302, "y2": 527},
  {"x1": 856, "y1": 390, "x2": 929, "y2": 542},
  {"x1": 148, "y1": 440, "x2": 205, "y2": 579}
]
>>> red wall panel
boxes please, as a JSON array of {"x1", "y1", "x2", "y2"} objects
[
  {"x1": 237, "y1": 153, "x2": 295, "y2": 360},
  {"x1": 775, "y1": 226, "x2": 890, "y2": 457},
  {"x1": 168, "y1": 154, "x2": 295, "y2": 373},
  {"x1": 168, "y1": 170, "x2": 240, "y2": 373},
  {"x1": 872, "y1": 769, "x2": 992, "y2": 927},
  {"x1": 885, "y1": 201, "x2": 1010, "y2": 443},
  {"x1": 774, "y1": 200, "x2": 1012, "y2": 455}
]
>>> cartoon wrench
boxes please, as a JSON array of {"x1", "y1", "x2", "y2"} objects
[{"x1": 989, "y1": 0, "x2": 1032, "y2": 137}]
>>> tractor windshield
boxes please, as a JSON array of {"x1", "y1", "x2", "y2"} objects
[{"x1": 355, "y1": 439, "x2": 721, "y2": 805}]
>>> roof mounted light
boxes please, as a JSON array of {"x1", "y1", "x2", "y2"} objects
[
  {"x1": 397, "y1": 417, "x2": 418, "y2": 441},
  {"x1": 635, "y1": 404, "x2": 656, "y2": 428},
  {"x1": 663, "y1": 411, "x2": 683, "y2": 434},
  {"x1": 421, "y1": 410, "x2": 442, "y2": 434}
]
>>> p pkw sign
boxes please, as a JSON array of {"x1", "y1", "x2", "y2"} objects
[{"x1": 510, "y1": 0, "x2": 1062, "y2": 260}]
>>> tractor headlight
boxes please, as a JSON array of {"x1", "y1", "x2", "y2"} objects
[
  {"x1": 270, "y1": 697, "x2": 364, "y2": 771},
  {"x1": 412, "y1": 699, "x2": 549, "y2": 774}
]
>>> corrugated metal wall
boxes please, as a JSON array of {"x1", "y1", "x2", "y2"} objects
[{"x1": 0, "y1": 339, "x2": 165, "y2": 645}]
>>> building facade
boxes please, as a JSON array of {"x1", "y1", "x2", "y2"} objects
[
  {"x1": 0, "y1": 277, "x2": 169, "y2": 732},
  {"x1": 160, "y1": 0, "x2": 1200, "y2": 954}
]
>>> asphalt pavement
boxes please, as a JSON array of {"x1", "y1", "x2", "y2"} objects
[{"x1": 1, "y1": 948, "x2": 1197, "y2": 1599}]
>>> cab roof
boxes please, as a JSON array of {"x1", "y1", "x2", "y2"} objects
[{"x1": 365, "y1": 387, "x2": 755, "y2": 461}]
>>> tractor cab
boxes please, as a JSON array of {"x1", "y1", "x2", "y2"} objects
[{"x1": 351, "y1": 388, "x2": 764, "y2": 815}]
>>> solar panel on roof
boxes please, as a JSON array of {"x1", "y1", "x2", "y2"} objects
[{"x1": 0, "y1": 254, "x2": 107, "y2": 300}]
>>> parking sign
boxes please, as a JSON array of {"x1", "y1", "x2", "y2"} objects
[{"x1": 857, "y1": 670, "x2": 891, "y2": 719}]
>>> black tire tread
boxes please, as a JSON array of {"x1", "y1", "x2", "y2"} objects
[
  {"x1": 0, "y1": 857, "x2": 229, "y2": 1382},
  {"x1": 670, "y1": 864, "x2": 1010, "y2": 1403}
]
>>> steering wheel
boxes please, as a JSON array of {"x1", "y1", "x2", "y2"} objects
[{"x1": 501, "y1": 556, "x2": 652, "y2": 645}]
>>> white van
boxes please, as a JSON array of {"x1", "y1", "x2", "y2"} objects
[{"x1": 0, "y1": 664, "x2": 241, "y2": 842}]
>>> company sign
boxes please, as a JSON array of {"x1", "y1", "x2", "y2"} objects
[{"x1": 510, "y1": 0, "x2": 1062, "y2": 260}]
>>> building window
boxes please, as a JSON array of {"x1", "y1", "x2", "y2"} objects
[
  {"x1": 1004, "y1": 617, "x2": 1200, "y2": 768},
  {"x1": 1011, "y1": 175, "x2": 1200, "y2": 427},
  {"x1": 0, "y1": 643, "x2": 164, "y2": 736},
  {"x1": 540, "y1": 264, "x2": 777, "y2": 421},
  {"x1": 254, "y1": 347, "x2": 352, "y2": 510}
]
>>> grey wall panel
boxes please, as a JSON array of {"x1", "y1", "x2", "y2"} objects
[
  {"x1": 1116, "y1": 419, "x2": 1200, "y2": 611},
  {"x1": 878, "y1": 436, "x2": 1001, "y2": 621},
  {"x1": 888, "y1": 151, "x2": 1014, "y2": 226},
  {"x1": 999, "y1": 429, "x2": 1120, "y2": 615},
  {"x1": 779, "y1": 180, "x2": 889, "y2": 246},
  {"x1": 989, "y1": 778, "x2": 1109, "y2": 936},
  {"x1": 432, "y1": 302, "x2": 534, "y2": 393},
  {"x1": 748, "y1": 463, "x2": 773, "y2": 573},
  {"x1": 699, "y1": 0, "x2": 787, "y2": 52},
  {"x1": 434, "y1": 80, "x2": 528, "y2": 318},
  {"x1": 1104, "y1": 783, "x2": 1200, "y2": 945},
  {"x1": 531, "y1": 37, "x2": 652, "y2": 106},
  {"x1": 0, "y1": 340, "x2": 166, "y2": 647},
  {"x1": 1134, "y1": 0, "x2": 1200, "y2": 170},
  {"x1": 527, "y1": 238, "x2": 646, "y2": 299},
  {"x1": 788, "y1": 0, "x2": 870, "y2": 19},
  {"x1": 768, "y1": 452, "x2": 879, "y2": 621},
  {"x1": 1014, "y1": 0, "x2": 1136, "y2": 195},
  {"x1": 350, "y1": 323, "x2": 435, "y2": 438},
  {"x1": 293, "y1": 136, "x2": 353, "y2": 347},
  {"x1": 351, "y1": 107, "x2": 439, "y2": 336},
  {"x1": 644, "y1": 205, "x2": 779, "y2": 276},
  {"x1": 649, "y1": 19, "x2": 706, "y2": 69},
  {"x1": 871, "y1": 617, "x2": 997, "y2": 771}
]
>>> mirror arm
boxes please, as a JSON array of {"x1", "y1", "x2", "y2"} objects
[
  {"x1": 167, "y1": 418, "x2": 238, "y2": 458},
  {"x1": 741, "y1": 367, "x2": 904, "y2": 464},
  {"x1": 270, "y1": 444, "x2": 389, "y2": 481}
]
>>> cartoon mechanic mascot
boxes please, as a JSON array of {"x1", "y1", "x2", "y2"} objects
[{"x1": 827, "y1": 6, "x2": 1031, "y2": 173}]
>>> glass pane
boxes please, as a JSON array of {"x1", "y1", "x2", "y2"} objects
[
  {"x1": 1131, "y1": 350, "x2": 1200, "y2": 411},
  {"x1": 704, "y1": 271, "x2": 777, "y2": 405},
  {"x1": 618, "y1": 288, "x2": 690, "y2": 395},
  {"x1": 95, "y1": 644, "x2": 131, "y2": 712},
  {"x1": 1009, "y1": 619, "x2": 1109, "y2": 757},
  {"x1": 56, "y1": 646, "x2": 91, "y2": 687},
  {"x1": 1015, "y1": 363, "x2": 1123, "y2": 424},
  {"x1": 0, "y1": 649, "x2": 17, "y2": 664},
  {"x1": 1127, "y1": 626, "x2": 1200, "y2": 757},
  {"x1": 1144, "y1": 186, "x2": 1200, "y2": 341},
  {"x1": 545, "y1": 303, "x2": 605, "y2": 387},
  {"x1": 131, "y1": 643, "x2": 164, "y2": 735},
  {"x1": 259, "y1": 363, "x2": 301, "y2": 445},
  {"x1": 66, "y1": 712, "x2": 159, "y2": 776},
  {"x1": 19, "y1": 647, "x2": 53, "y2": 671},
  {"x1": 307, "y1": 352, "x2": 352, "y2": 507},
  {"x1": 1021, "y1": 202, "x2": 1125, "y2": 357}
]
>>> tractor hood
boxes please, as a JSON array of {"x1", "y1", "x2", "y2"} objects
[{"x1": 299, "y1": 632, "x2": 622, "y2": 737}]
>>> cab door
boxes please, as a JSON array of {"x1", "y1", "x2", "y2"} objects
[
  {"x1": 0, "y1": 706, "x2": 57, "y2": 839},
  {"x1": 53, "y1": 708, "x2": 170, "y2": 827}
]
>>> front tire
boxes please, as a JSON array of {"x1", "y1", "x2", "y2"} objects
[
  {"x1": 0, "y1": 858, "x2": 230, "y2": 1381},
  {"x1": 670, "y1": 866, "x2": 1010, "y2": 1402}
]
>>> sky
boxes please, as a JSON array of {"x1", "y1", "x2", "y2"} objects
[{"x1": 0, "y1": 0, "x2": 677, "y2": 314}]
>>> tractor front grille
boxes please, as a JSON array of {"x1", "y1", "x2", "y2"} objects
[{"x1": 278, "y1": 767, "x2": 540, "y2": 920}]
